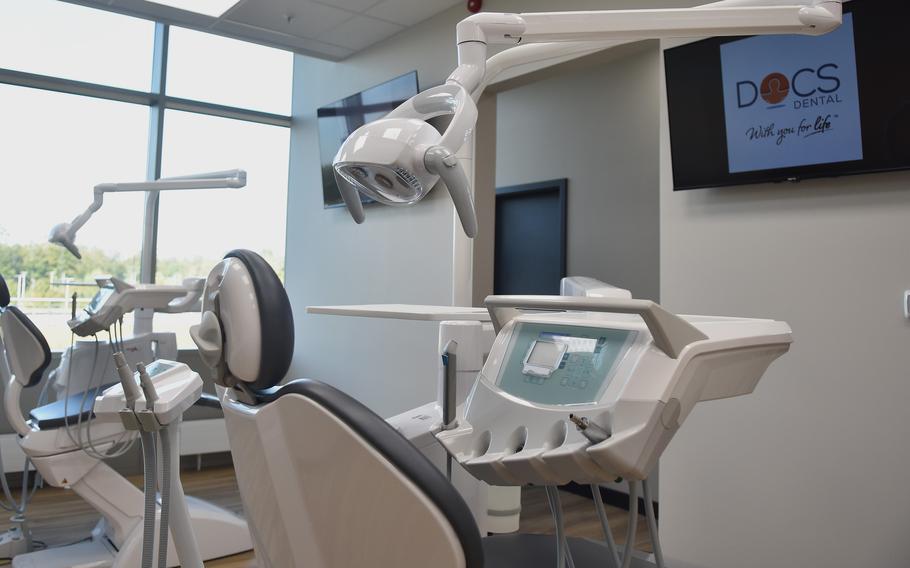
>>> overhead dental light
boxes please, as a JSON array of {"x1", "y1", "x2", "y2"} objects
[
  {"x1": 334, "y1": 83, "x2": 479, "y2": 237},
  {"x1": 49, "y1": 169, "x2": 247, "y2": 259},
  {"x1": 144, "y1": 0, "x2": 241, "y2": 18},
  {"x1": 333, "y1": 0, "x2": 843, "y2": 238}
]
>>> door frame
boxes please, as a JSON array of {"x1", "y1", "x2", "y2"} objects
[{"x1": 495, "y1": 178, "x2": 569, "y2": 290}]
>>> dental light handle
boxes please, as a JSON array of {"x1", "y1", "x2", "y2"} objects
[
  {"x1": 484, "y1": 295, "x2": 708, "y2": 359},
  {"x1": 336, "y1": 175, "x2": 365, "y2": 225},
  {"x1": 425, "y1": 147, "x2": 478, "y2": 238},
  {"x1": 392, "y1": 84, "x2": 478, "y2": 153}
]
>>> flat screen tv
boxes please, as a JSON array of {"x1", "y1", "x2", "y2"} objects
[
  {"x1": 317, "y1": 71, "x2": 419, "y2": 208},
  {"x1": 665, "y1": 2, "x2": 910, "y2": 191}
]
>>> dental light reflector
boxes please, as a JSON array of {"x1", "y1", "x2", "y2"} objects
[
  {"x1": 332, "y1": 0, "x2": 843, "y2": 240},
  {"x1": 145, "y1": 0, "x2": 241, "y2": 17},
  {"x1": 49, "y1": 169, "x2": 247, "y2": 259},
  {"x1": 334, "y1": 83, "x2": 479, "y2": 237},
  {"x1": 335, "y1": 119, "x2": 440, "y2": 205}
]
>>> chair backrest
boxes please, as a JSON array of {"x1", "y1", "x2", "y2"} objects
[
  {"x1": 0, "y1": 306, "x2": 51, "y2": 389},
  {"x1": 221, "y1": 378, "x2": 484, "y2": 568},
  {"x1": 0, "y1": 272, "x2": 10, "y2": 309}
]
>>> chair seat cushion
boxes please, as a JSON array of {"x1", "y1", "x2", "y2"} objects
[
  {"x1": 30, "y1": 385, "x2": 224, "y2": 430},
  {"x1": 29, "y1": 383, "x2": 116, "y2": 430}
]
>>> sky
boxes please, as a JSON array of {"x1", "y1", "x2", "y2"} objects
[{"x1": 0, "y1": 0, "x2": 293, "y2": 263}]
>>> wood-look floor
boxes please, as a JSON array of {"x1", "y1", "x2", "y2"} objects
[{"x1": 0, "y1": 467, "x2": 653, "y2": 567}]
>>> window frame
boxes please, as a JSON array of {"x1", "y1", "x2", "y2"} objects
[{"x1": 0, "y1": 20, "x2": 292, "y2": 285}]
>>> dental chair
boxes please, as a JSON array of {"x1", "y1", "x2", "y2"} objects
[
  {"x1": 191, "y1": 250, "x2": 498, "y2": 567},
  {"x1": 193, "y1": 250, "x2": 794, "y2": 568},
  {"x1": 0, "y1": 272, "x2": 252, "y2": 568}
]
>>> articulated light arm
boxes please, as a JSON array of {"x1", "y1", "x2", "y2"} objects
[
  {"x1": 333, "y1": 0, "x2": 843, "y2": 238},
  {"x1": 452, "y1": 0, "x2": 843, "y2": 98},
  {"x1": 49, "y1": 169, "x2": 247, "y2": 259}
]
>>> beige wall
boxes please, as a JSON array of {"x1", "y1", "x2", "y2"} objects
[
  {"x1": 495, "y1": 43, "x2": 661, "y2": 301},
  {"x1": 659, "y1": 38, "x2": 910, "y2": 568}
]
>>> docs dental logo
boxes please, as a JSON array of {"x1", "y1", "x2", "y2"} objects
[
  {"x1": 736, "y1": 64, "x2": 843, "y2": 110},
  {"x1": 719, "y1": 12, "x2": 863, "y2": 174}
]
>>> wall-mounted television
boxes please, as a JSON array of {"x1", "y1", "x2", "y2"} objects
[
  {"x1": 317, "y1": 71, "x2": 419, "y2": 208},
  {"x1": 665, "y1": 2, "x2": 910, "y2": 191}
]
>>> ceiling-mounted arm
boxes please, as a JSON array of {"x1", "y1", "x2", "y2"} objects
[
  {"x1": 449, "y1": 0, "x2": 843, "y2": 96},
  {"x1": 334, "y1": 0, "x2": 843, "y2": 237},
  {"x1": 470, "y1": 39, "x2": 626, "y2": 101},
  {"x1": 49, "y1": 169, "x2": 247, "y2": 259}
]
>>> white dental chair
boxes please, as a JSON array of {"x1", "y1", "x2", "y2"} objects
[
  {"x1": 192, "y1": 250, "x2": 502, "y2": 567},
  {"x1": 0, "y1": 272, "x2": 252, "y2": 568}
]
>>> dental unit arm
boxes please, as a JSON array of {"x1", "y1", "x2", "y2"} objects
[
  {"x1": 67, "y1": 275, "x2": 205, "y2": 337},
  {"x1": 49, "y1": 169, "x2": 247, "y2": 259},
  {"x1": 437, "y1": 295, "x2": 793, "y2": 484},
  {"x1": 434, "y1": 295, "x2": 791, "y2": 567},
  {"x1": 332, "y1": 0, "x2": 843, "y2": 238}
]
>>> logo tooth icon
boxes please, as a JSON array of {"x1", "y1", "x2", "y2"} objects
[{"x1": 760, "y1": 72, "x2": 790, "y2": 105}]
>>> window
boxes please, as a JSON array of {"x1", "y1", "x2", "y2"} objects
[
  {"x1": 157, "y1": 111, "x2": 289, "y2": 279},
  {"x1": 154, "y1": 111, "x2": 290, "y2": 346},
  {"x1": 0, "y1": 0, "x2": 154, "y2": 90},
  {"x1": 0, "y1": 1, "x2": 292, "y2": 350},
  {"x1": 166, "y1": 26, "x2": 293, "y2": 114}
]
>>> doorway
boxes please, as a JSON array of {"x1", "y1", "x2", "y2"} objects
[{"x1": 494, "y1": 179, "x2": 567, "y2": 295}]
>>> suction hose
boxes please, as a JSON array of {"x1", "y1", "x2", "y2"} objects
[
  {"x1": 545, "y1": 486, "x2": 576, "y2": 568},
  {"x1": 620, "y1": 481, "x2": 641, "y2": 568},
  {"x1": 139, "y1": 430, "x2": 158, "y2": 568},
  {"x1": 591, "y1": 484, "x2": 622, "y2": 568},
  {"x1": 156, "y1": 428, "x2": 171, "y2": 568},
  {"x1": 642, "y1": 477, "x2": 665, "y2": 568}
]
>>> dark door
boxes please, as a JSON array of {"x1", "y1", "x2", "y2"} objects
[{"x1": 494, "y1": 179, "x2": 567, "y2": 295}]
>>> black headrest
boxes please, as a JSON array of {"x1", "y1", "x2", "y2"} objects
[
  {"x1": 4, "y1": 306, "x2": 52, "y2": 388},
  {"x1": 224, "y1": 250, "x2": 294, "y2": 391},
  {"x1": 0, "y1": 273, "x2": 9, "y2": 308}
]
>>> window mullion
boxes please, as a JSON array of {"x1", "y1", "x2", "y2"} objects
[{"x1": 139, "y1": 22, "x2": 169, "y2": 287}]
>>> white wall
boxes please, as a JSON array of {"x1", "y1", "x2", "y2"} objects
[
  {"x1": 659, "y1": 40, "x2": 910, "y2": 568},
  {"x1": 495, "y1": 44, "x2": 661, "y2": 301}
]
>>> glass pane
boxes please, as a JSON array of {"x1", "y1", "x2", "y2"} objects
[
  {"x1": 156, "y1": 110, "x2": 289, "y2": 347},
  {"x1": 166, "y1": 26, "x2": 293, "y2": 114},
  {"x1": 0, "y1": 85, "x2": 149, "y2": 350},
  {"x1": 0, "y1": 0, "x2": 155, "y2": 90}
]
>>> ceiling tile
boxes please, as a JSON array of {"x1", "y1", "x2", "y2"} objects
[
  {"x1": 212, "y1": 19, "x2": 354, "y2": 59},
  {"x1": 316, "y1": 14, "x2": 403, "y2": 52},
  {"x1": 311, "y1": 0, "x2": 384, "y2": 14},
  {"x1": 225, "y1": 0, "x2": 353, "y2": 39},
  {"x1": 366, "y1": 0, "x2": 461, "y2": 27}
]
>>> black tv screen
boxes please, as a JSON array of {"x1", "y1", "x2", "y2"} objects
[
  {"x1": 665, "y1": 2, "x2": 910, "y2": 191},
  {"x1": 317, "y1": 71, "x2": 419, "y2": 208}
]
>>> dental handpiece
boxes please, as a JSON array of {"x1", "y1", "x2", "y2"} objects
[
  {"x1": 569, "y1": 414, "x2": 610, "y2": 444},
  {"x1": 114, "y1": 352, "x2": 142, "y2": 410},
  {"x1": 136, "y1": 363, "x2": 159, "y2": 407}
]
